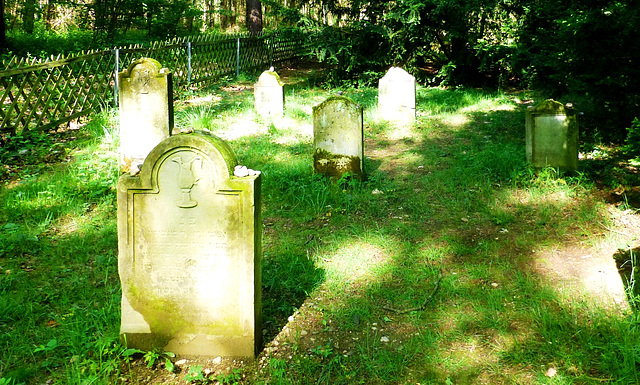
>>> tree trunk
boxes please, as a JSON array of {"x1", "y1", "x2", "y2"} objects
[
  {"x1": 0, "y1": 0, "x2": 6, "y2": 50},
  {"x1": 245, "y1": 0, "x2": 261, "y2": 34},
  {"x1": 220, "y1": 0, "x2": 229, "y2": 30},
  {"x1": 22, "y1": 0, "x2": 36, "y2": 34},
  {"x1": 245, "y1": 0, "x2": 262, "y2": 34}
]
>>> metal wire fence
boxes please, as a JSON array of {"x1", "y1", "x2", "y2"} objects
[{"x1": 0, "y1": 29, "x2": 310, "y2": 136}]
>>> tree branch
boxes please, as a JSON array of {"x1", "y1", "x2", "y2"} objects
[{"x1": 383, "y1": 273, "x2": 443, "y2": 314}]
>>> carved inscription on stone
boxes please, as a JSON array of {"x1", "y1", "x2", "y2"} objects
[
  {"x1": 130, "y1": 148, "x2": 244, "y2": 332},
  {"x1": 134, "y1": 68, "x2": 151, "y2": 94},
  {"x1": 172, "y1": 154, "x2": 203, "y2": 208}
]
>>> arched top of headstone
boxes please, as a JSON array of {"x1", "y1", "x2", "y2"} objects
[
  {"x1": 121, "y1": 57, "x2": 170, "y2": 79},
  {"x1": 137, "y1": 131, "x2": 238, "y2": 187},
  {"x1": 528, "y1": 99, "x2": 576, "y2": 116},
  {"x1": 312, "y1": 95, "x2": 362, "y2": 114},
  {"x1": 256, "y1": 69, "x2": 284, "y2": 87},
  {"x1": 382, "y1": 67, "x2": 414, "y2": 81}
]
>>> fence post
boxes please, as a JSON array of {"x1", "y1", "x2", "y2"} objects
[
  {"x1": 236, "y1": 37, "x2": 240, "y2": 77},
  {"x1": 187, "y1": 41, "x2": 192, "y2": 84},
  {"x1": 113, "y1": 48, "x2": 120, "y2": 106}
]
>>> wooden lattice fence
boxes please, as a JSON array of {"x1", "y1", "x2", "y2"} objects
[{"x1": 0, "y1": 30, "x2": 310, "y2": 138}]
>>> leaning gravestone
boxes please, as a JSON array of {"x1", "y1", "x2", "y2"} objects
[
  {"x1": 378, "y1": 67, "x2": 416, "y2": 124},
  {"x1": 525, "y1": 99, "x2": 579, "y2": 171},
  {"x1": 118, "y1": 58, "x2": 174, "y2": 174},
  {"x1": 117, "y1": 131, "x2": 262, "y2": 358},
  {"x1": 254, "y1": 68, "x2": 284, "y2": 118},
  {"x1": 313, "y1": 96, "x2": 364, "y2": 179}
]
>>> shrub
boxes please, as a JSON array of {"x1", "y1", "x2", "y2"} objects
[{"x1": 624, "y1": 118, "x2": 640, "y2": 158}]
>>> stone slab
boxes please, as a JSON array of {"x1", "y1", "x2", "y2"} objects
[
  {"x1": 526, "y1": 99, "x2": 579, "y2": 171},
  {"x1": 117, "y1": 131, "x2": 261, "y2": 358},
  {"x1": 118, "y1": 58, "x2": 174, "y2": 174},
  {"x1": 378, "y1": 67, "x2": 416, "y2": 124},
  {"x1": 312, "y1": 96, "x2": 364, "y2": 179},
  {"x1": 254, "y1": 69, "x2": 284, "y2": 118}
]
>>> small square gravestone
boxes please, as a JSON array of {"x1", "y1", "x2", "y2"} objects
[
  {"x1": 254, "y1": 68, "x2": 284, "y2": 118},
  {"x1": 118, "y1": 58, "x2": 174, "y2": 174},
  {"x1": 117, "y1": 131, "x2": 262, "y2": 358},
  {"x1": 526, "y1": 99, "x2": 579, "y2": 171},
  {"x1": 312, "y1": 96, "x2": 364, "y2": 179},
  {"x1": 378, "y1": 67, "x2": 416, "y2": 124}
]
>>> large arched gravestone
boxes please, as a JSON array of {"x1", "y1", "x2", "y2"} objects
[{"x1": 117, "y1": 131, "x2": 262, "y2": 358}]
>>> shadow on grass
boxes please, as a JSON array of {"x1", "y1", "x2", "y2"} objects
[{"x1": 230, "y1": 89, "x2": 639, "y2": 383}]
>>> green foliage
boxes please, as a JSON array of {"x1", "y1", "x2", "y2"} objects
[
  {"x1": 0, "y1": 378, "x2": 24, "y2": 385},
  {"x1": 6, "y1": 27, "x2": 94, "y2": 57},
  {"x1": 307, "y1": 22, "x2": 390, "y2": 87},
  {"x1": 121, "y1": 348, "x2": 176, "y2": 370},
  {"x1": 215, "y1": 368, "x2": 243, "y2": 384},
  {"x1": 0, "y1": 130, "x2": 60, "y2": 165},
  {"x1": 184, "y1": 365, "x2": 208, "y2": 383},
  {"x1": 624, "y1": 118, "x2": 640, "y2": 158},
  {"x1": 514, "y1": 0, "x2": 640, "y2": 138}
]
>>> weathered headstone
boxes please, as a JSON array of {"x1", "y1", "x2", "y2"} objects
[
  {"x1": 254, "y1": 68, "x2": 284, "y2": 118},
  {"x1": 312, "y1": 96, "x2": 364, "y2": 179},
  {"x1": 117, "y1": 131, "x2": 262, "y2": 358},
  {"x1": 378, "y1": 67, "x2": 416, "y2": 124},
  {"x1": 525, "y1": 99, "x2": 579, "y2": 171},
  {"x1": 118, "y1": 58, "x2": 174, "y2": 174}
]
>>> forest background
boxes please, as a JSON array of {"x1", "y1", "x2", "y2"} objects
[{"x1": 1, "y1": 0, "x2": 639, "y2": 140}]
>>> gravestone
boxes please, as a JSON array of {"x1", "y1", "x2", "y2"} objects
[
  {"x1": 525, "y1": 99, "x2": 579, "y2": 171},
  {"x1": 378, "y1": 67, "x2": 416, "y2": 124},
  {"x1": 118, "y1": 58, "x2": 174, "y2": 174},
  {"x1": 117, "y1": 131, "x2": 262, "y2": 358},
  {"x1": 312, "y1": 96, "x2": 364, "y2": 179},
  {"x1": 254, "y1": 68, "x2": 284, "y2": 118}
]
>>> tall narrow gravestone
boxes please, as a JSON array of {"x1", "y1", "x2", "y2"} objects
[
  {"x1": 117, "y1": 131, "x2": 262, "y2": 358},
  {"x1": 119, "y1": 58, "x2": 174, "y2": 174},
  {"x1": 526, "y1": 99, "x2": 579, "y2": 171},
  {"x1": 378, "y1": 67, "x2": 416, "y2": 124},
  {"x1": 254, "y1": 68, "x2": 284, "y2": 118},
  {"x1": 313, "y1": 96, "x2": 364, "y2": 179}
]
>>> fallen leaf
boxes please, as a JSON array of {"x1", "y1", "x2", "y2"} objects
[{"x1": 46, "y1": 320, "x2": 60, "y2": 328}]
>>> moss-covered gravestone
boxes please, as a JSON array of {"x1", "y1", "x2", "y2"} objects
[
  {"x1": 378, "y1": 67, "x2": 416, "y2": 124},
  {"x1": 117, "y1": 131, "x2": 262, "y2": 358},
  {"x1": 118, "y1": 58, "x2": 174, "y2": 174},
  {"x1": 525, "y1": 99, "x2": 579, "y2": 171},
  {"x1": 312, "y1": 96, "x2": 364, "y2": 179},
  {"x1": 254, "y1": 68, "x2": 284, "y2": 118}
]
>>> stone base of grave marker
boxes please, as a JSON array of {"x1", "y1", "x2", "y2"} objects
[
  {"x1": 312, "y1": 149, "x2": 363, "y2": 179},
  {"x1": 117, "y1": 131, "x2": 261, "y2": 358}
]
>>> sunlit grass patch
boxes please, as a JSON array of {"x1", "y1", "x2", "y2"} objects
[{"x1": 317, "y1": 238, "x2": 395, "y2": 289}]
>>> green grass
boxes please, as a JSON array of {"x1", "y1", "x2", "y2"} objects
[{"x1": 2, "y1": 69, "x2": 640, "y2": 384}]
